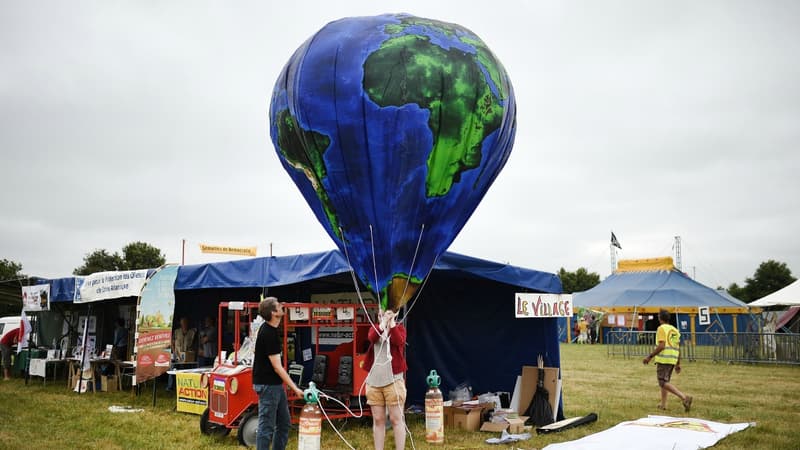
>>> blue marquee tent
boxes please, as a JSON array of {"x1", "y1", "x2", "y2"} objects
[
  {"x1": 175, "y1": 250, "x2": 562, "y2": 407},
  {"x1": 36, "y1": 250, "x2": 562, "y2": 408},
  {"x1": 573, "y1": 258, "x2": 755, "y2": 338}
]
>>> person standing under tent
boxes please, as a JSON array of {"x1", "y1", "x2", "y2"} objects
[
  {"x1": 252, "y1": 297, "x2": 303, "y2": 450},
  {"x1": 1, "y1": 327, "x2": 20, "y2": 380},
  {"x1": 112, "y1": 318, "x2": 128, "y2": 360},
  {"x1": 577, "y1": 318, "x2": 588, "y2": 344},
  {"x1": 166, "y1": 317, "x2": 197, "y2": 391},
  {"x1": 588, "y1": 315, "x2": 598, "y2": 344},
  {"x1": 198, "y1": 316, "x2": 218, "y2": 367},
  {"x1": 365, "y1": 309, "x2": 408, "y2": 450},
  {"x1": 643, "y1": 309, "x2": 693, "y2": 412}
]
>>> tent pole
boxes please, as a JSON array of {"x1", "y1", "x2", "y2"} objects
[{"x1": 152, "y1": 373, "x2": 157, "y2": 408}]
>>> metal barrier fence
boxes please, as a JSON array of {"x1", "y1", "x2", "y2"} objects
[{"x1": 606, "y1": 331, "x2": 800, "y2": 365}]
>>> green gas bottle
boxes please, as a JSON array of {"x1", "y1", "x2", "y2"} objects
[{"x1": 425, "y1": 370, "x2": 444, "y2": 444}]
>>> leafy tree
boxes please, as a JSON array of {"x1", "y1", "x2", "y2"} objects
[
  {"x1": 73, "y1": 249, "x2": 125, "y2": 275},
  {"x1": 558, "y1": 267, "x2": 601, "y2": 293},
  {"x1": 726, "y1": 282, "x2": 746, "y2": 301},
  {"x1": 0, "y1": 258, "x2": 24, "y2": 280},
  {"x1": 121, "y1": 241, "x2": 166, "y2": 270},
  {"x1": 727, "y1": 260, "x2": 796, "y2": 303},
  {"x1": 74, "y1": 242, "x2": 166, "y2": 275}
]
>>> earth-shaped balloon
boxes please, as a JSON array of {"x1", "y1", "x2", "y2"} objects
[{"x1": 270, "y1": 13, "x2": 516, "y2": 311}]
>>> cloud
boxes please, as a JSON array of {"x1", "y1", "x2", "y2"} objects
[{"x1": 1, "y1": 1, "x2": 799, "y2": 290}]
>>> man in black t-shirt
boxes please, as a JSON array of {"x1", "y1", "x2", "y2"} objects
[{"x1": 252, "y1": 297, "x2": 303, "y2": 450}]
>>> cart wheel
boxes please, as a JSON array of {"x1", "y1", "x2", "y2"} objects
[
  {"x1": 237, "y1": 412, "x2": 259, "y2": 447},
  {"x1": 200, "y1": 408, "x2": 231, "y2": 437}
]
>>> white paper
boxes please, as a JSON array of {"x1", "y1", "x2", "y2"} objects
[
  {"x1": 29, "y1": 358, "x2": 47, "y2": 377},
  {"x1": 289, "y1": 307, "x2": 309, "y2": 321},
  {"x1": 302, "y1": 348, "x2": 313, "y2": 362},
  {"x1": 553, "y1": 379, "x2": 562, "y2": 421},
  {"x1": 510, "y1": 375, "x2": 522, "y2": 413}
]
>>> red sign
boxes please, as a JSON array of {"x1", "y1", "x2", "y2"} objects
[{"x1": 135, "y1": 266, "x2": 178, "y2": 384}]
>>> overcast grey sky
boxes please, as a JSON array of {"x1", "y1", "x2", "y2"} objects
[{"x1": 1, "y1": 1, "x2": 798, "y2": 290}]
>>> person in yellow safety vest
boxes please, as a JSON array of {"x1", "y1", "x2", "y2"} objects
[{"x1": 643, "y1": 309, "x2": 693, "y2": 412}]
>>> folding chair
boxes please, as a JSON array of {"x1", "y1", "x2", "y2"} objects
[{"x1": 288, "y1": 362, "x2": 304, "y2": 387}]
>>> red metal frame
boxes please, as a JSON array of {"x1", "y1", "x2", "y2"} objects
[
  {"x1": 202, "y1": 300, "x2": 379, "y2": 429},
  {"x1": 205, "y1": 302, "x2": 261, "y2": 430},
  {"x1": 281, "y1": 301, "x2": 379, "y2": 422}
]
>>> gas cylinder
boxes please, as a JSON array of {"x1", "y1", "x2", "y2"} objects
[
  {"x1": 425, "y1": 369, "x2": 444, "y2": 444},
  {"x1": 298, "y1": 382, "x2": 322, "y2": 450}
]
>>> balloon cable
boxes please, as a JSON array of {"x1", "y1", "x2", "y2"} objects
[{"x1": 398, "y1": 224, "x2": 425, "y2": 312}]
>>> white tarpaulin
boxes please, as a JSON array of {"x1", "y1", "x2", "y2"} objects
[
  {"x1": 750, "y1": 279, "x2": 800, "y2": 307},
  {"x1": 77, "y1": 269, "x2": 148, "y2": 303},
  {"x1": 543, "y1": 415, "x2": 753, "y2": 450}
]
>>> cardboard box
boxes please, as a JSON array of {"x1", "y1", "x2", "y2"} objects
[
  {"x1": 443, "y1": 406, "x2": 455, "y2": 429},
  {"x1": 480, "y1": 415, "x2": 530, "y2": 433},
  {"x1": 507, "y1": 416, "x2": 529, "y2": 434},
  {"x1": 453, "y1": 407, "x2": 483, "y2": 431},
  {"x1": 445, "y1": 402, "x2": 493, "y2": 432},
  {"x1": 101, "y1": 375, "x2": 118, "y2": 392},
  {"x1": 180, "y1": 351, "x2": 196, "y2": 362},
  {"x1": 519, "y1": 366, "x2": 559, "y2": 417}
]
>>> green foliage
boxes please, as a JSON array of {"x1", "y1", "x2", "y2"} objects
[
  {"x1": 558, "y1": 267, "x2": 601, "y2": 293},
  {"x1": 0, "y1": 258, "x2": 24, "y2": 280},
  {"x1": 73, "y1": 242, "x2": 165, "y2": 275},
  {"x1": 121, "y1": 241, "x2": 166, "y2": 270},
  {"x1": 73, "y1": 249, "x2": 125, "y2": 275},
  {"x1": 727, "y1": 260, "x2": 796, "y2": 303}
]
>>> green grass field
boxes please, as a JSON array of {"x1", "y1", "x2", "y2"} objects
[{"x1": 1, "y1": 344, "x2": 798, "y2": 449}]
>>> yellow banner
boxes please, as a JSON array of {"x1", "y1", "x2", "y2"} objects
[
  {"x1": 616, "y1": 257, "x2": 674, "y2": 273},
  {"x1": 199, "y1": 244, "x2": 257, "y2": 257},
  {"x1": 176, "y1": 372, "x2": 208, "y2": 415}
]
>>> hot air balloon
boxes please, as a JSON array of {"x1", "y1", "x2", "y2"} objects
[{"x1": 269, "y1": 13, "x2": 516, "y2": 311}]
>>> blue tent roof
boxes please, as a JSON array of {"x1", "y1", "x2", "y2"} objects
[
  {"x1": 175, "y1": 250, "x2": 561, "y2": 293},
  {"x1": 573, "y1": 269, "x2": 749, "y2": 309},
  {"x1": 49, "y1": 277, "x2": 82, "y2": 303}
]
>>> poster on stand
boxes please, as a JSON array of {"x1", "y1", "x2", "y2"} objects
[
  {"x1": 135, "y1": 265, "x2": 177, "y2": 384},
  {"x1": 22, "y1": 285, "x2": 50, "y2": 312},
  {"x1": 176, "y1": 371, "x2": 208, "y2": 414}
]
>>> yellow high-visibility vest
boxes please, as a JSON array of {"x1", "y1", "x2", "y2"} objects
[{"x1": 654, "y1": 324, "x2": 680, "y2": 364}]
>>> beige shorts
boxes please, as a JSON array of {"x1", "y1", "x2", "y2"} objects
[{"x1": 366, "y1": 378, "x2": 406, "y2": 406}]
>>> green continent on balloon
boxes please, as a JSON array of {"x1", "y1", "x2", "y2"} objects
[
  {"x1": 364, "y1": 28, "x2": 507, "y2": 198},
  {"x1": 274, "y1": 108, "x2": 342, "y2": 239}
]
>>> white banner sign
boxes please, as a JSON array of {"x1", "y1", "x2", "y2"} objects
[
  {"x1": 515, "y1": 293, "x2": 573, "y2": 318},
  {"x1": 698, "y1": 306, "x2": 711, "y2": 325},
  {"x1": 77, "y1": 269, "x2": 148, "y2": 303},
  {"x1": 22, "y1": 285, "x2": 50, "y2": 312},
  {"x1": 309, "y1": 292, "x2": 377, "y2": 345}
]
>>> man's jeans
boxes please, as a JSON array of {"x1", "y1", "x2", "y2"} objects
[{"x1": 252, "y1": 384, "x2": 290, "y2": 450}]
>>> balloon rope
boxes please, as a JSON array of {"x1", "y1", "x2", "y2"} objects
[
  {"x1": 369, "y1": 225, "x2": 381, "y2": 310},
  {"x1": 398, "y1": 224, "x2": 425, "y2": 312},
  {"x1": 328, "y1": 228, "x2": 417, "y2": 449},
  {"x1": 316, "y1": 397, "x2": 356, "y2": 450},
  {"x1": 398, "y1": 256, "x2": 439, "y2": 324},
  {"x1": 339, "y1": 226, "x2": 382, "y2": 334}
]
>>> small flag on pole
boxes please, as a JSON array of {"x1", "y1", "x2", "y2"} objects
[
  {"x1": 17, "y1": 310, "x2": 32, "y2": 353},
  {"x1": 611, "y1": 232, "x2": 622, "y2": 249}
]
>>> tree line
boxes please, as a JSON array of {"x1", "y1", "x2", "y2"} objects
[
  {"x1": 2, "y1": 249, "x2": 796, "y2": 304},
  {"x1": 1, "y1": 241, "x2": 165, "y2": 281}
]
